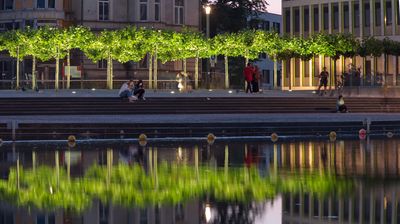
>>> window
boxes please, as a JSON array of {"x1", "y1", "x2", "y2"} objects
[
  {"x1": 36, "y1": 0, "x2": 54, "y2": 9},
  {"x1": 304, "y1": 8, "x2": 309, "y2": 32},
  {"x1": 375, "y1": 2, "x2": 381, "y2": 26},
  {"x1": 354, "y1": 3, "x2": 360, "y2": 28},
  {"x1": 313, "y1": 6, "x2": 319, "y2": 31},
  {"x1": 272, "y1": 22, "x2": 280, "y2": 32},
  {"x1": 333, "y1": 5, "x2": 339, "y2": 29},
  {"x1": 263, "y1": 21, "x2": 270, "y2": 31},
  {"x1": 1, "y1": 0, "x2": 13, "y2": 10},
  {"x1": 386, "y1": 1, "x2": 392, "y2": 25},
  {"x1": 285, "y1": 9, "x2": 290, "y2": 33},
  {"x1": 98, "y1": 59, "x2": 107, "y2": 69},
  {"x1": 262, "y1": 70, "x2": 271, "y2": 84},
  {"x1": 140, "y1": 0, "x2": 147, "y2": 21},
  {"x1": 294, "y1": 8, "x2": 300, "y2": 32},
  {"x1": 344, "y1": 4, "x2": 349, "y2": 29},
  {"x1": 155, "y1": 0, "x2": 160, "y2": 21},
  {"x1": 99, "y1": 0, "x2": 109, "y2": 21},
  {"x1": 364, "y1": 2, "x2": 370, "y2": 27},
  {"x1": 174, "y1": 0, "x2": 184, "y2": 25},
  {"x1": 323, "y1": 5, "x2": 329, "y2": 30}
]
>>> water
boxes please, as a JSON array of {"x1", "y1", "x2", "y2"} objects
[{"x1": 0, "y1": 138, "x2": 399, "y2": 224}]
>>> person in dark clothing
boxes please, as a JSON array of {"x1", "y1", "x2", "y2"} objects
[
  {"x1": 317, "y1": 67, "x2": 329, "y2": 95},
  {"x1": 244, "y1": 63, "x2": 254, "y2": 93},
  {"x1": 337, "y1": 95, "x2": 348, "y2": 113},
  {"x1": 133, "y1": 80, "x2": 146, "y2": 100}
]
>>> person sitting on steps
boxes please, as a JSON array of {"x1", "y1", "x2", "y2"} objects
[
  {"x1": 337, "y1": 95, "x2": 348, "y2": 113},
  {"x1": 133, "y1": 80, "x2": 146, "y2": 100},
  {"x1": 118, "y1": 80, "x2": 137, "y2": 102}
]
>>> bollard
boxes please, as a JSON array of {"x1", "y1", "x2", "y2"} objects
[
  {"x1": 207, "y1": 133, "x2": 216, "y2": 145},
  {"x1": 329, "y1": 131, "x2": 337, "y2": 142},
  {"x1": 271, "y1": 133, "x2": 279, "y2": 143},
  {"x1": 67, "y1": 135, "x2": 76, "y2": 148}
]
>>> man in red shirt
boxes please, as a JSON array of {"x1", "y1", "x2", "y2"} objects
[{"x1": 244, "y1": 63, "x2": 254, "y2": 93}]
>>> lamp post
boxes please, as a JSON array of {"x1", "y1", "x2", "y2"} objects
[{"x1": 204, "y1": 5, "x2": 211, "y2": 89}]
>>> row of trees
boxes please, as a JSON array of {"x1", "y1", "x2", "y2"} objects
[{"x1": 0, "y1": 26, "x2": 399, "y2": 90}]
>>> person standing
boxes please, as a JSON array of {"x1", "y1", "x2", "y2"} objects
[
  {"x1": 244, "y1": 63, "x2": 254, "y2": 93},
  {"x1": 317, "y1": 67, "x2": 329, "y2": 95},
  {"x1": 252, "y1": 65, "x2": 261, "y2": 93}
]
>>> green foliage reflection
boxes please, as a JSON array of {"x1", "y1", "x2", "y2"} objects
[{"x1": 0, "y1": 164, "x2": 353, "y2": 212}]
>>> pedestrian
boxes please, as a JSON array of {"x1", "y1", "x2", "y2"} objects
[
  {"x1": 252, "y1": 65, "x2": 261, "y2": 93},
  {"x1": 118, "y1": 80, "x2": 137, "y2": 102},
  {"x1": 244, "y1": 63, "x2": 254, "y2": 93},
  {"x1": 337, "y1": 95, "x2": 348, "y2": 113},
  {"x1": 133, "y1": 80, "x2": 146, "y2": 100},
  {"x1": 317, "y1": 67, "x2": 329, "y2": 95}
]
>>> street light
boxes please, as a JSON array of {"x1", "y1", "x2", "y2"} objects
[{"x1": 204, "y1": 5, "x2": 211, "y2": 88}]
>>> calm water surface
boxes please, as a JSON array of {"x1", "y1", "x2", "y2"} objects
[{"x1": 0, "y1": 138, "x2": 399, "y2": 224}]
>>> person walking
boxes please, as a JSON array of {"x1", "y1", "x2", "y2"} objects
[
  {"x1": 317, "y1": 67, "x2": 329, "y2": 95},
  {"x1": 244, "y1": 63, "x2": 254, "y2": 93}
]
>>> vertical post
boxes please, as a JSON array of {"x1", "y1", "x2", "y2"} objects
[
  {"x1": 195, "y1": 55, "x2": 199, "y2": 89},
  {"x1": 107, "y1": 149, "x2": 112, "y2": 187},
  {"x1": 32, "y1": 56, "x2": 36, "y2": 90},
  {"x1": 273, "y1": 57, "x2": 278, "y2": 88},
  {"x1": 32, "y1": 151, "x2": 36, "y2": 172},
  {"x1": 205, "y1": 8, "x2": 210, "y2": 88},
  {"x1": 382, "y1": 0, "x2": 386, "y2": 36},
  {"x1": 110, "y1": 56, "x2": 113, "y2": 89},
  {"x1": 290, "y1": 58, "x2": 295, "y2": 90},
  {"x1": 225, "y1": 55, "x2": 229, "y2": 89},
  {"x1": 67, "y1": 51, "x2": 71, "y2": 89},
  {"x1": 16, "y1": 157, "x2": 20, "y2": 190},
  {"x1": 282, "y1": 60, "x2": 286, "y2": 89},
  {"x1": 360, "y1": 0, "x2": 364, "y2": 37},
  {"x1": 16, "y1": 47, "x2": 20, "y2": 90},
  {"x1": 154, "y1": 147, "x2": 158, "y2": 188},
  {"x1": 154, "y1": 48, "x2": 158, "y2": 89},
  {"x1": 194, "y1": 145, "x2": 199, "y2": 180},
  {"x1": 55, "y1": 150, "x2": 60, "y2": 188},
  {"x1": 55, "y1": 51, "x2": 59, "y2": 91},
  {"x1": 148, "y1": 54, "x2": 153, "y2": 89},
  {"x1": 66, "y1": 150, "x2": 71, "y2": 180},
  {"x1": 224, "y1": 145, "x2": 229, "y2": 178}
]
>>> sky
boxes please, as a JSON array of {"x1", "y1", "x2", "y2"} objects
[{"x1": 268, "y1": 0, "x2": 282, "y2": 15}]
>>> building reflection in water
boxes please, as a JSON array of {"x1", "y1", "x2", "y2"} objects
[{"x1": 0, "y1": 138, "x2": 399, "y2": 223}]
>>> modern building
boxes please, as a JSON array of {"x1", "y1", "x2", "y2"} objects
[
  {"x1": 0, "y1": 0, "x2": 200, "y2": 89},
  {"x1": 282, "y1": 0, "x2": 400, "y2": 90},
  {"x1": 249, "y1": 12, "x2": 282, "y2": 89}
]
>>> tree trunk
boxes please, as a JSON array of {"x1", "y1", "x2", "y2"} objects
[
  {"x1": 110, "y1": 55, "x2": 113, "y2": 89},
  {"x1": 16, "y1": 47, "x2": 20, "y2": 90},
  {"x1": 55, "y1": 150, "x2": 60, "y2": 188},
  {"x1": 273, "y1": 57, "x2": 278, "y2": 89},
  {"x1": 225, "y1": 55, "x2": 229, "y2": 89},
  {"x1": 154, "y1": 49, "x2": 158, "y2": 89},
  {"x1": 148, "y1": 54, "x2": 153, "y2": 89},
  {"x1": 55, "y1": 53, "x2": 59, "y2": 91},
  {"x1": 384, "y1": 53, "x2": 387, "y2": 86},
  {"x1": 32, "y1": 56, "x2": 36, "y2": 90},
  {"x1": 67, "y1": 51, "x2": 71, "y2": 89},
  {"x1": 333, "y1": 59, "x2": 337, "y2": 90},
  {"x1": 106, "y1": 54, "x2": 110, "y2": 89},
  {"x1": 195, "y1": 55, "x2": 199, "y2": 89}
]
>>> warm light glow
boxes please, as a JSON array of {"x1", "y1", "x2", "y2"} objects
[
  {"x1": 205, "y1": 205, "x2": 212, "y2": 222},
  {"x1": 72, "y1": 91, "x2": 76, "y2": 94},
  {"x1": 204, "y1": 5, "x2": 211, "y2": 15},
  {"x1": 208, "y1": 89, "x2": 213, "y2": 92},
  {"x1": 228, "y1": 90, "x2": 233, "y2": 94},
  {"x1": 91, "y1": 88, "x2": 96, "y2": 91},
  {"x1": 170, "y1": 91, "x2": 175, "y2": 94}
]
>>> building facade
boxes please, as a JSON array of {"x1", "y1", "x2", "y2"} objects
[
  {"x1": 282, "y1": 0, "x2": 400, "y2": 90},
  {"x1": 0, "y1": 0, "x2": 200, "y2": 89},
  {"x1": 249, "y1": 12, "x2": 282, "y2": 89}
]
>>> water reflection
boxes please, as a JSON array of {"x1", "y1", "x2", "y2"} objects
[{"x1": 0, "y1": 139, "x2": 399, "y2": 223}]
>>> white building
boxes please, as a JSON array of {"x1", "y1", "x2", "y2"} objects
[
  {"x1": 249, "y1": 12, "x2": 282, "y2": 89},
  {"x1": 282, "y1": 0, "x2": 400, "y2": 90}
]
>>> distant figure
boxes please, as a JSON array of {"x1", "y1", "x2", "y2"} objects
[
  {"x1": 317, "y1": 67, "x2": 329, "y2": 95},
  {"x1": 252, "y1": 65, "x2": 261, "y2": 93},
  {"x1": 118, "y1": 80, "x2": 137, "y2": 102},
  {"x1": 133, "y1": 80, "x2": 146, "y2": 100},
  {"x1": 337, "y1": 95, "x2": 348, "y2": 113},
  {"x1": 244, "y1": 63, "x2": 254, "y2": 93}
]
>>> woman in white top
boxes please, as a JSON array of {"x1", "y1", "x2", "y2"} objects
[{"x1": 337, "y1": 95, "x2": 348, "y2": 113}]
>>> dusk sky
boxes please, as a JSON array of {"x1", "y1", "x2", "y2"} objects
[{"x1": 268, "y1": 0, "x2": 282, "y2": 15}]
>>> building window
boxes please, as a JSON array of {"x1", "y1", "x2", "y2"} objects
[
  {"x1": 0, "y1": 0, "x2": 14, "y2": 10},
  {"x1": 285, "y1": 9, "x2": 290, "y2": 33},
  {"x1": 386, "y1": 1, "x2": 392, "y2": 25},
  {"x1": 323, "y1": 5, "x2": 329, "y2": 30},
  {"x1": 294, "y1": 8, "x2": 300, "y2": 32},
  {"x1": 98, "y1": 59, "x2": 107, "y2": 69},
  {"x1": 272, "y1": 22, "x2": 280, "y2": 32},
  {"x1": 263, "y1": 21, "x2": 270, "y2": 31},
  {"x1": 155, "y1": 0, "x2": 160, "y2": 21},
  {"x1": 354, "y1": 3, "x2": 360, "y2": 28},
  {"x1": 364, "y1": 2, "x2": 370, "y2": 27},
  {"x1": 304, "y1": 8, "x2": 309, "y2": 32},
  {"x1": 36, "y1": 0, "x2": 54, "y2": 9},
  {"x1": 333, "y1": 5, "x2": 339, "y2": 30},
  {"x1": 99, "y1": 0, "x2": 109, "y2": 21},
  {"x1": 262, "y1": 70, "x2": 271, "y2": 84},
  {"x1": 174, "y1": 0, "x2": 184, "y2": 25},
  {"x1": 375, "y1": 2, "x2": 381, "y2": 26},
  {"x1": 344, "y1": 4, "x2": 349, "y2": 29},
  {"x1": 140, "y1": 0, "x2": 147, "y2": 21},
  {"x1": 313, "y1": 6, "x2": 319, "y2": 31}
]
